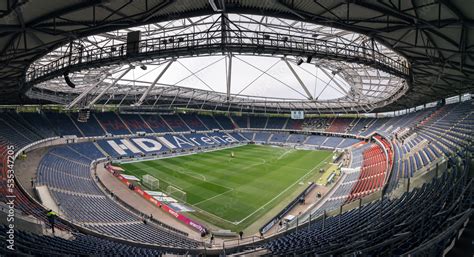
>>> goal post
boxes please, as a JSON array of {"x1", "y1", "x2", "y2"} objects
[
  {"x1": 167, "y1": 185, "x2": 187, "y2": 202},
  {"x1": 142, "y1": 174, "x2": 159, "y2": 190}
]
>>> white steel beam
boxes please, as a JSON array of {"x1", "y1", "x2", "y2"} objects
[
  {"x1": 66, "y1": 75, "x2": 107, "y2": 109},
  {"x1": 87, "y1": 66, "x2": 133, "y2": 108},
  {"x1": 283, "y1": 58, "x2": 313, "y2": 100},
  {"x1": 134, "y1": 59, "x2": 174, "y2": 106},
  {"x1": 318, "y1": 67, "x2": 350, "y2": 97},
  {"x1": 226, "y1": 53, "x2": 232, "y2": 101}
]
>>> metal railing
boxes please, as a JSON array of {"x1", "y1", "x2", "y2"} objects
[{"x1": 26, "y1": 29, "x2": 410, "y2": 85}]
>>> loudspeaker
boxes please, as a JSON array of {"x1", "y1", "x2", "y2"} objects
[
  {"x1": 306, "y1": 56, "x2": 312, "y2": 63},
  {"x1": 64, "y1": 73, "x2": 75, "y2": 88},
  {"x1": 126, "y1": 31, "x2": 141, "y2": 56},
  {"x1": 296, "y1": 59, "x2": 304, "y2": 66}
]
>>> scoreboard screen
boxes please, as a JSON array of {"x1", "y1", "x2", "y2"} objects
[{"x1": 291, "y1": 111, "x2": 304, "y2": 119}]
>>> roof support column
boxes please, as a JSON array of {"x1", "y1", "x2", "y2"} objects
[
  {"x1": 87, "y1": 66, "x2": 133, "y2": 108},
  {"x1": 283, "y1": 58, "x2": 313, "y2": 100},
  {"x1": 66, "y1": 75, "x2": 107, "y2": 110},
  {"x1": 226, "y1": 53, "x2": 232, "y2": 101},
  {"x1": 135, "y1": 59, "x2": 174, "y2": 106},
  {"x1": 318, "y1": 67, "x2": 350, "y2": 97}
]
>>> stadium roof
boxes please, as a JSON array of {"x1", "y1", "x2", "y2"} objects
[
  {"x1": 1, "y1": 0, "x2": 473, "y2": 112},
  {"x1": 26, "y1": 14, "x2": 409, "y2": 114}
]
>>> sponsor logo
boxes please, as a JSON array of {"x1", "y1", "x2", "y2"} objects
[
  {"x1": 189, "y1": 221, "x2": 205, "y2": 232},
  {"x1": 168, "y1": 209, "x2": 179, "y2": 218},
  {"x1": 107, "y1": 133, "x2": 239, "y2": 156}
]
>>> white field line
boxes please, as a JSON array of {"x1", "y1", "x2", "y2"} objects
[
  {"x1": 234, "y1": 154, "x2": 333, "y2": 225},
  {"x1": 228, "y1": 157, "x2": 266, "y2": 171},
  {"x1": 187, "y1": 202, "x2": 237, "y2": 224},
  {"x1": 277, "y1": 148, "x2": 295, "y2": 160},
  {"x1": 265, "y1": 163, "x2": 309, "y2": 172},
  {"x1": 185, "y1": 154, "x2": 267, "y2": 176},
  {"x1": 127, "y1": 166, "x2": 233, "y2": 191},
  {"x1": 156, "y1": 175, "x2": 238, "y2": 224},
  {"x1": 124, "y1": 146, "x2": 332, "y2": 226},
  {"x1": 125, "y1": 168, "x2": 238, "y2": 224},
  {"x1": 193, "y1": 188, "x2": 234, "y2": 206},
  {"x1": 175, "y1": 169, "x2": 207, "y2": 181},
  {"x1": 125, "y1": 168, "x2": 185, "y2": 192},
  {"x1": 191, "y1": 155, "x2": 279, "y2": 207},
  {"x1": 127, "y1": 153, "x2": 272, "y2": 224}
]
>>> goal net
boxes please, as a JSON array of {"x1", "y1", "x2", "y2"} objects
[
  {"x1": 167, "y1": 185, "x2": 187, "y2": 202},
  {"x1": 142, "y1": 175, "x2": 159, "y2": 190}
]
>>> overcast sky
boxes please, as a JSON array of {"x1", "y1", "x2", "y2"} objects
[{"x1": 117, "y1": 55, "x2": 349, "y2": 101}]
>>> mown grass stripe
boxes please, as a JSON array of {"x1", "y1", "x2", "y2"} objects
[{"x1": 119, "y1": 145, "x2": 332, "y2": 229}]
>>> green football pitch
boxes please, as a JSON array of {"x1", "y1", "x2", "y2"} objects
[{"x1": 119, "y1": 144, "x2": 332, "y2": 231}]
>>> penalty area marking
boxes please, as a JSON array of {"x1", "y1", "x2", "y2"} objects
[
  {"x1": 122, "y1": 149, "x2": 332, "y2": 226},
  {"x1": 126, "y1": 167, "x2": 238, "y2": 224},
  {"x1": 192, "y1": 188, "x2": 234, "y2": 206},
  {"x1": 128, "y1": 166, "x2": 233, "y2": 192},
  {"x1": 175, "y1": 169, "x2": 207, "y2": 181}
]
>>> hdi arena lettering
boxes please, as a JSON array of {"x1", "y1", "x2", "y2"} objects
[{"x1": 106, "y1": 134, "x2": 238, "y2": 156}]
